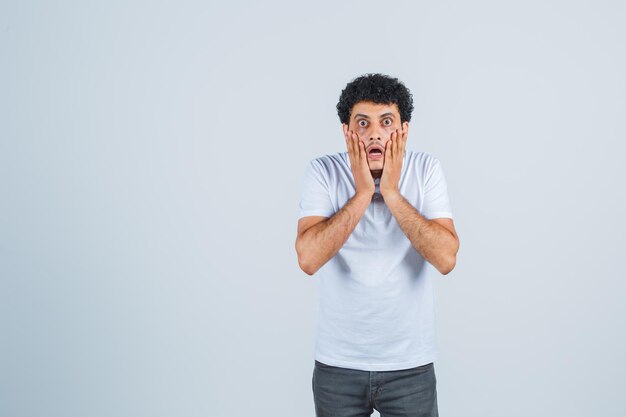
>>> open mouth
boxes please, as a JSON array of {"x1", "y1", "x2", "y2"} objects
[{"x1": 367, "y1": 147, "x2": 384, "y2": 160}]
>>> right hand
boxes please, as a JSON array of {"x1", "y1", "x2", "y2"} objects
[{"x1": 344, "y1": 129, "x2": 375, "y2": 198}]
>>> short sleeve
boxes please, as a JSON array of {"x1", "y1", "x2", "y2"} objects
[
  {"x1": 298, "y1": 159, "x2": 335, "y2": 219},
  {"x1": 421, "y1": 157, "x2": 453, "y2": 220}
]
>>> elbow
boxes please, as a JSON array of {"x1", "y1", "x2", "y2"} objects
[
  {"x1": 440, "y1": 238, "x2": 459, "y2": 275},
  {"x1": 300, "y1": 262, "x2": 316, "y2": 276},
  {"x1": 438, "y1": 251, "x2": 457, "y2": 275},
  {"x1": 440, "y1": 258, "x2": 456, "y2": 275},
  {"x1": 295, "y1": 239, "x2": 317, "y2": 276},
  {"x1": 297, "y1": 253, "x2": 315, "y2": 276},
  {"x1": 298, "y1": 257, "x2": 318, "y2": 276}
]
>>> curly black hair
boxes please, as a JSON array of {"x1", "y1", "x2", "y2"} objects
[{"x1": 336, "y1": 73, "x2": 414, "y2": 125}]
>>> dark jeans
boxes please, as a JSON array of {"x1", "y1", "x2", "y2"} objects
[{"x1": 312, "y1": 360, "x2": 438, "y2": 417}]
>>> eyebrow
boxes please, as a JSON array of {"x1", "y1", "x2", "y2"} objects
[{"x1": 353, "y1": 112, "x2": 396, "y2": 120}]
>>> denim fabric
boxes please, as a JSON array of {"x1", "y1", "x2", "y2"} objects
[{"x1": 312, "y1": 360, "x2": 438, "y2": 417}]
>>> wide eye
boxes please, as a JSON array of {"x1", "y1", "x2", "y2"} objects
[
  {"x1": 383, "y1": 118, "x2": 392, "y2": 126},
  {"x1": 358, "y1": 120, "x2": 367, "y2": 127}
]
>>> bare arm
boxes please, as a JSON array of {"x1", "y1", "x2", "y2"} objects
[
  {"x1": 295, "y1": 192, "x2": 371, "y2": 275},
  {"x1": 296, "y1": 127, "x2": 376, "y2": 276},
  {"x1": 383, "y1": 191, "x2": 459, "y2": 275},
  {"x1": 379, "y1": 128, "x2": 459, "y2": 275}
]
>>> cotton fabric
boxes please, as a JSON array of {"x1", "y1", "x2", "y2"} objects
[{"x1": 298, "y1": 150, "x2": 453, "y2": 371}]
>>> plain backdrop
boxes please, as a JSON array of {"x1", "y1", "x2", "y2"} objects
[{"x1": 1, "y1": 1, "x2": 625, "y2": 416}]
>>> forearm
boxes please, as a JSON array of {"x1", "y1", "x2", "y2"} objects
[
  {"x1": 297, "y1": 193, "x2": 371, "y2": 275},
  {"x1": 383, "y1": 191, "x2": 457, "y2": 274}
]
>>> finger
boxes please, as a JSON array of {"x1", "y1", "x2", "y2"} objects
[
  {"x1": 344, "y1": 131, "x2": 352, "y2": 157},
  {"x1": 353, "y1": 132, "x2": 363, "y2": 160},
  {"x1": 346, "y1": 131, "x2": 356, "y2": 163},
  {"x1": 351, "y1": 131, "x2": 358, "y2": 158},
  {"x1": 395, "y1": 129, "x2": 400, "y2": 157},
  {"x1": 402, "y1": 129, "x2": 407, "y2": 154},
  {"x1": 357, "y1": 136, "x2": 367, "y2": 164},
  {"x1": 384, "y1": 138, "x2": 391, "y2": 166},
  {"x1": 359, "y1": 141, "x2": 368, "y2": 164},
  {"x1": 349, "y1": 131, "x2": 356, "y2": 157},
  {"x1": 396, "y1": 129, "x2": 400, "y2": 156}
]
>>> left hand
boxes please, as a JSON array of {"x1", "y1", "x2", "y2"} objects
[{"x1": 380, "y1": 127, "x2": 407, "y2": 197}]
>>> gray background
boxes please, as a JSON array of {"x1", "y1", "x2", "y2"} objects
[{"x1": 1, "y1": 1, "x2": 625, "y2": 416}]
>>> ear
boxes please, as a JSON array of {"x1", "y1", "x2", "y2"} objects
[
  {"x1": 342, "y1": 123, "x2": 348, "y2": 135},
  {"x1": 403, "y1": 121, "x2": 409, "y2": 135}
]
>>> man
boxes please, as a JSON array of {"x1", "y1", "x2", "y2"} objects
[{"x1": 295, "y1": 73, "x2": 459, "y2": 417}]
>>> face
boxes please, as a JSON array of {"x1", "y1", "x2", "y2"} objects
[{"x1": 342, "y1": 101, "x2": 409, "y2": 176}]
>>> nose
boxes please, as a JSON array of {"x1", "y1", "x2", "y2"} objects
[
  {"x1": 367, "y1": 127, "x2": 387, "y2": 144},
  {"x1": 367, "y1": 128, "x2": 384, "y2": 142}
]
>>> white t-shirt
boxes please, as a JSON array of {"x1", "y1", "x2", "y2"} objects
[{"x1": 298, "y1": 149, "x2": 454, "y2": 371}]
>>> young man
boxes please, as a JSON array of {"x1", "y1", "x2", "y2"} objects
[{"x1": 295, "y1": 73, "x2": 460, "y2": 417}]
